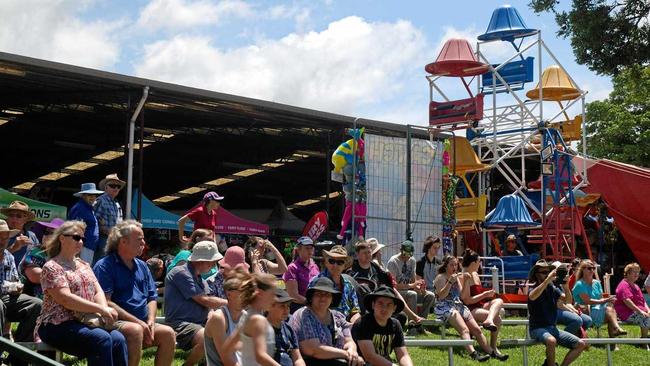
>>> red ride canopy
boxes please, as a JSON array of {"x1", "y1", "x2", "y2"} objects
[
  {"x1": 215, "y1": 207, "x2": 269, "y2": 235},
  {"x1": 581, "y1": 159, "x2": 650, "y2": 271}
]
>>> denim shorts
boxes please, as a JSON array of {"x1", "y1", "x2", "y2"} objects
[{"x1": 530, "y1": 326, "x2": 581, "y2": 349}]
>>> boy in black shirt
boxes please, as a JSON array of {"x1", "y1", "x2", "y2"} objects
[
  {"x1": 528, "y1": 260, "x2": 586, "y2": 366},
  {"x1": 352, "y1": 286, "x2": 413, "y2": 366}
]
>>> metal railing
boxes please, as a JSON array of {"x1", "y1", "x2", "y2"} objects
[{"x1": 0, "y1": 338, "x2": 63, "y2": 366}]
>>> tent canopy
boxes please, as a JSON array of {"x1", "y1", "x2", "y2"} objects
[
  {"x1": 0, "y1": 187, "x2": 66, "y2": 222},
  {"x1": 133, "y1": 191, "x2": 269, "y2": 235},
  {"x1": 132, "y1": 191, "x2": 193, "y2": 231}
]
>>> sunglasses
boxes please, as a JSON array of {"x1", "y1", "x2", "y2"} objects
[
  {"x1": 107, "y1": 184, "x2": 122, "y2": 189},
  {"x1": 328, "y1": 258, "x2": 346, "y2": 266},
  {"x1": 63, "y1": 234, "x2": 85, "y2": 242}
]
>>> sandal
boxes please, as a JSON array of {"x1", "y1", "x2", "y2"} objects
[
  {"x1": 490, "y1": 350, "x2": 509, "y2": 361},
  {"x1": 482, "y1": 322, "x2": 498, "y2": 332}
]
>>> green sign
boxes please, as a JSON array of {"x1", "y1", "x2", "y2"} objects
[{"x1": 0, "y1": 188, "x2": 67, "y2": 222}]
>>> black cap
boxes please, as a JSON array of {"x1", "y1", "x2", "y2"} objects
[{"x1": 274, "y1": 288, "x2": 295, "y2": 303}]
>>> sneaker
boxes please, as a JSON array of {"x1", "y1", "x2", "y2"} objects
[
  {"x1": 470, "y1": 351, "x2": 490, "y2": 362},
  {"x1": 406, "y1": 327, "x2": 418, "y2": 337}
]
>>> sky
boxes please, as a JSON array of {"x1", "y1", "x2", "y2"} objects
[{"x1": 0, "y1": 0, "x2": 613, "y2": 126}]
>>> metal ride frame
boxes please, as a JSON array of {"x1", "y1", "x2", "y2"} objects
[{"x1": 426, "y1": 29, "x2": 592, "y2": 261}]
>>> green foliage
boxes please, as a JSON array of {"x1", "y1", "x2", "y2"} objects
[
  {"x1": 529, "y1": 0, "x2": 650, "y2": 76},
  {"x1": 584, "y1": 66, "x2": 650, "y2": 167}
]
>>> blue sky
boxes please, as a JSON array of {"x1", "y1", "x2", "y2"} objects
[{"x1": 1, "y1": 0, "x2": 611, "y2": 125}]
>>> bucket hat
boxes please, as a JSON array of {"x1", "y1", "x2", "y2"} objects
[
  {"x1": 363, "y1": 285, "x2": 405, "y2": 314},
  {"x1": 366, "y1": 237, "x2": 385, "y2": 255},
  {"x1": 73, "y1": 183, "x2": 104, "y2": 197},
  {"x1": 306, "y1": 277, "x2": 342, "y2": 308},
  {"x1": 219, "y1": 246, "x2": 249, "y2": 270},
  {"x1": 0, "y1": 201, "x2": 35, "y2": 221},
  {"x1": 188, "y1": 241, "x2": 223, "y2": 262}
]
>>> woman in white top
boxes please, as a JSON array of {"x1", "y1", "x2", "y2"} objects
[
  {"x1": 204, "y1": 269, "x2": 247, "y2": 366},
  {"x1": 239, "y1": 272, "x2": 280, "y2": 366}
]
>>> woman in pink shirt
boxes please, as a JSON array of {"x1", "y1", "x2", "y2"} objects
[{"x1": 614, "y1": 262, "x2": 650, "y2": 339}]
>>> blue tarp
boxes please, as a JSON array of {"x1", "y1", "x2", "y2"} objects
[
  {"x1": 485, "y1": 194, "x2": 538, "y2": 228},
  {"x1": 131, "y1": 190, "x2": 193, "y2": 231}
]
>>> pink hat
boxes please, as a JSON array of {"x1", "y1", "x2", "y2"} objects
[{"x1": 220, "y1": 246, "x2": 249, "y2": 270}]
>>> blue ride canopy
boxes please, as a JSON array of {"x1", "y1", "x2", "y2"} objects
[
  {"x1": 484, "y1": 193, "x2": 537, "y2": 228},
  {"x1": 478, "y1": 5, "x2": 537, "y2": 42}
]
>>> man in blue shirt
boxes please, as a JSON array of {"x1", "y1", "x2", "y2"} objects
[
  {"x1": 94, "y1": 220, "x2": 176, "y2": 366},
  {"x1": 528, "y1": 260, "x2": 586, "y2": 366},
  {"x1": 165, "y1": 241, "x2": 226, "y2": 366},
  {"x1": 68, "y1": 183, "x2": 103, "y2": 264},
  {"x1": 1, "y1": 201, "x2": 39, "y2": 267}
]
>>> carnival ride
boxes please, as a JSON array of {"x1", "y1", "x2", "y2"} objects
[{"x1": 425, "y1": 4, "x2": 594, "y2": 267}]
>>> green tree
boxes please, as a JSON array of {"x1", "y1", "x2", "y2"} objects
[
  {"x1": 585, "y1": 66, "x2": 650, "y2": 166},
  {"x1": 529, "y1": 0, "x2": 650, "y2": 76}
]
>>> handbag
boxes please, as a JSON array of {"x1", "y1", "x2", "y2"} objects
[{"x1": 73, "y1": 312, "x2": 117, "y2": 331}]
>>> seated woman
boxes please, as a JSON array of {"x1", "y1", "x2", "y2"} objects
[
  {"x1": 288, "y1": 277, "x2": 364, "y2": 366},
  {"x1": 20, "y1": 218, "x2": 64, "y2": 298},
  {"x1": 245, "y1": 236, "x2": 288, "y2": 275},
  {"x1": 204, "y1": 269, "x2": 248, "y2": 366},
  {"x1": 433, "y1": 256, "x2": 492, "y2": 362},
  {"x1": 460, "y1": 250, "x2": 508, "y2": 361},
  {"x1": 614, "y1": 263, "x2": 650, "y2": 340},
  {"x1": 572, "y1": 259, "x2": 626, "y2": 337},
  {"x1": 36, "y1": 220, "x2": 127, "y2": 366}
]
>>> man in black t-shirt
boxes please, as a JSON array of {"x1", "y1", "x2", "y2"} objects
[
  {"x1": 528, "y1": 260, "x2": 586, "y2": 366},
  {"x1": 352, "y1": 286, "x2": 413, "y2": 366}
]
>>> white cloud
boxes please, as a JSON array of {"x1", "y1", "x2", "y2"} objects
[
  {"x1": 135, "y1": 16, "x2": 427, "y2": 115},
  {"x1": 137, "y1": 0, "x2": 253, "y2": 31},
  {"x1": 0, "y1": 0, "x2": 120, "y2": 69}
]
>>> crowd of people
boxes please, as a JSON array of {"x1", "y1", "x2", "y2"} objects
[{"x1": 1, "y1": 183, "x2": 650, "y2": 366}]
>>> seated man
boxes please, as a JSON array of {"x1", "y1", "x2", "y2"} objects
[
  {"x1": 0, "y1": 219, "x2": 42, "y2": 366},
  {"x1": 348, "y1": 241, "x2": 421, "y2": 323},
  {"x1": 94, "y1": 220, "x2": 176, "y2": 366},
  {"x1": 528, "y1": 260, "x2": 586, "y2": 366},
  {"x1": 165, "y1": 240, "x2": 227, "y2": 366},
  {"x1": 352, "y1": 286, "x2": 413, "y2": 366},
  {"x1": 386, "y1": 241, "x2": 434, "y2": 320}
]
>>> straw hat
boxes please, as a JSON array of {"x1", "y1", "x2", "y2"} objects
[
  {"x1": 98, "y1": 173, "x2": 126, "y2": 190},
  {"x1": 322, "y1": 245, "x2": 352, "y2": 267},
  {"x1": 0, "y1": 219, "x2": 20, "y2": 237},
  {"x1": 528, "y1": 259, "x2": 553, "y2": 282},
  {"x1": 0, "y1": 201, "x2": 35, "y2": 221}
]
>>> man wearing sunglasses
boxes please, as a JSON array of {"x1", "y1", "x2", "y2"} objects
[
  {"x1": 528, "y1": 260, "x2": 586, "y2": 366},
  {"x1": 94, "y1": 173, "x2": 125, "y2": 263}
]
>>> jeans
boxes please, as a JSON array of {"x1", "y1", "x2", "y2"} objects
[
  {"x1": 38, "y1": 320, "x2": 128, "y2": 366},
  {"x1": 530, "y1": 326, "x2": 581, "y2": 349},
  {"x1": 399, "y1": 290, "x2": 436, "y2": 318},
  {"x1": 0, "y1": 293, "x2": 42, "y2": 341},
  {"x1": 557, "y1": 309, "x2": 593, "y2": 335}
]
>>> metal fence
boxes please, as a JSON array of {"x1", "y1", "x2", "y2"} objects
[{"x1": 365, "y1": 127, "x2": 443, "y2": 259}]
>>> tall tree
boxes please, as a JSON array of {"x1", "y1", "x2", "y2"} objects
[
  {"x1": 584, "y1": 66, "x2": 650, "y2": 167},
  {"x1": 529, "y1": 0, "x2": 650, "y2": 76}
]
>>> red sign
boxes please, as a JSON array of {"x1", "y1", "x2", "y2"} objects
[{"x1": 302, "y1": 211, "x2": 328, "y2": 241}]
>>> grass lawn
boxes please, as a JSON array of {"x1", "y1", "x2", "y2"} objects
[{"x1": 56, "y1": 320, "x2": 648, "y2": 365}]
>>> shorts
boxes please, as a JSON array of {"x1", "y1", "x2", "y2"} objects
[
  {"x1": 626, "y1": 312, "x2": 650, "y2": 328},
  {"x1": 530, "y1": 326, "x2": 581, "y2": 349},
  {"x1": 169, "y1": 321, "x2": 203, "y2": 350}
]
